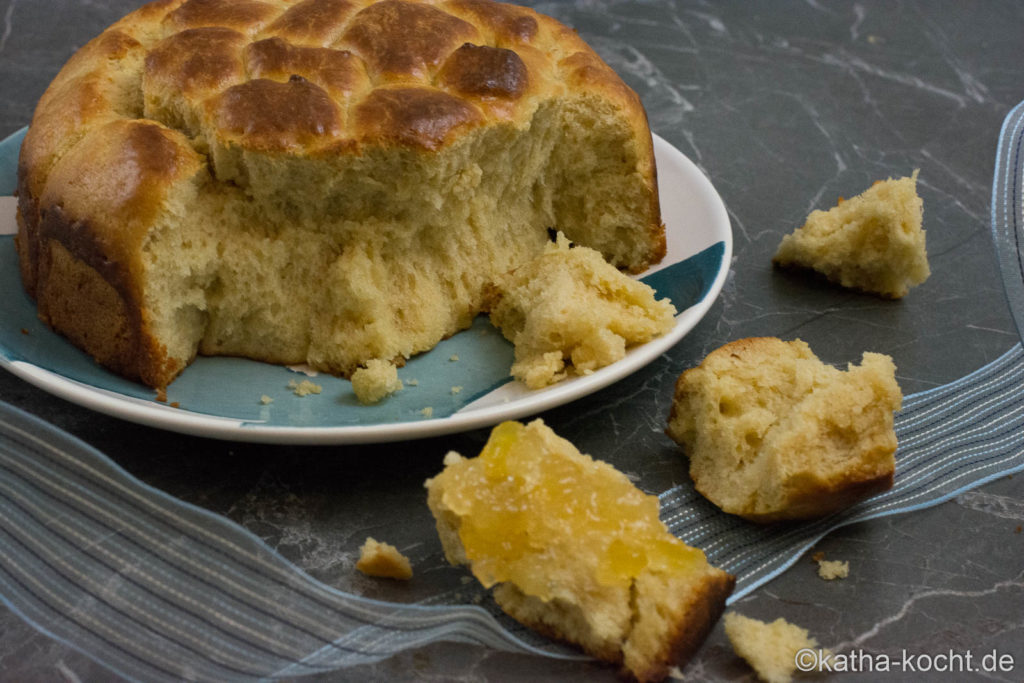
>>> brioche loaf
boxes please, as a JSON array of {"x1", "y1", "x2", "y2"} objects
[
  {"x1": 666, "y1": 337, "x2": 901, "y2": 522},
  {"x1": 426, "y1": 419, "x2": 734, "y2": 682},
  {"x1": 17, "y1": 0, "x2": 665, "y2": 389}
]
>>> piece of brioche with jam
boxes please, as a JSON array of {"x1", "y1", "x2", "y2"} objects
[{"x1": 426, "y1": 419, "x2": 734, "y2": 682}]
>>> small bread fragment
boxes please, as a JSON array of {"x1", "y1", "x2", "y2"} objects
[
  {"x1": 486, "y1": 233, "x2": 677, "y2": 389},
  {"x1": 724, "y1": 612, "x2": 824, "y2": 683},
  {"x1": 773, "y1": 171, "x2": 929, "y2": 298},
  {"x1": 816, "y1": 559, "x2": 849, "y2": 580},
  {"x1": 425, "y1": 419, "x2": 734, "y2": 682},
  {"x1": 666, "y1": 337, "x2": 901, "y2": 522},
  {"x1": 351, "y1": 359, "x2": 403, "y2": 405},
  {"x1": 355, "y1": 537, "x2": 413, "y2": 581}
]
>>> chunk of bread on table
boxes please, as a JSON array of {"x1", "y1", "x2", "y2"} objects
[
  {"x1": 724, "y1": 612, "x2": 824, "y2": 683},
  {"x1": 425, "y1": 419, "x2": 734, "y2": 682},
  {"x1": 773, "y1": 171, "x2": 929, "y2": 298},
  {"x1": 667, "y1": 337, "x2": 901, "y2": 522}
]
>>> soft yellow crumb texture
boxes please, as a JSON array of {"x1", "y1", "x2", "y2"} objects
[
  {"x1": 774, "y1": 170, "x2": 929, "y2": 298},
  {"x1": 488, "y1": 233, "x2": 677, "y2": 389},
  {"x1": 288, "y1": 379, "x2": 322, "y2": 397},
  {"x1": 351, "y1": 359, "x2": 403, "y2": 405},
  {"x1": 817, "y1": 559, "x2": 850, "y2": 580},
  {"x1": 355, "y1": 537, "x2": 413, "y2": 580},
  {"x1": 724, "y1": 612, "x2": 818, "y2": 683},
  {"x1": 667, "y1": 337, "x2": 902, "y2": 522}
]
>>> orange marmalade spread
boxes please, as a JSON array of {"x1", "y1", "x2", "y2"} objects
[{"x1": 432, "y1": 420, "x2": 705, "y2": 599}]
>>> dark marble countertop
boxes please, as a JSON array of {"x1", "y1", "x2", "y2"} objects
[{"x1": 2, "y1": 1, "x2": 1023, "y2": 681}]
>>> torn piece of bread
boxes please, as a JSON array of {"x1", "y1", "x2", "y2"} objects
[
  {"x1": 355, "y1": 537, "x2": 413, "y2": 581},
  {"x1": 486, "y1": 233, "x2": 677, "y2": 389},
  {"x1": 724, "y1": 612, "x2": 823, "y2": 683},
  {"x1": 773, "y1": 171, "x2": 928, "y2": 298},
  {"x1": 666, "y1": 337, "x2": 901, "y2": 522},
  {"x1": 351, "y1": 359, "x2": 403, "y2": 405},
  {"x1": 816, "y1": 559, "x2": 849, "y2": 580},
  {"x1": 425, "y1": 419, "x2": 734, "y2": 682}
]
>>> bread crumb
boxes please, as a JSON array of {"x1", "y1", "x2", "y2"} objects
[
  {"x1": 666, "y1": 337, "x2": 901, "y2": 522},
  {"x1": 486, "y1": 232, "x2": 676, "y2": 389},
  {"x1": 816, "y1": 559, "x2": 849, "y2": 580},
  {"x1": 155, "y1": 388, "x2": 168, "y2": 403},
  {"x1": 406, "y1": 378, "x2": 419, "y2": 387},
  {"x1": 288, "y1": 379, "x2": 322, "y2": 397},
  {"x1": 420, "y1": 406, "x2": 434, "y2": 418},
  {"x1": 260, "y1": 395, "x2": 274, "y2": 405},
  {"x1": 351, "y1": 359, "x2": 403, "y2": 405},
  {"x1": 355, "y1": 537, "x2": 413, "y2": 580},
  {"x1": 20, "y1": 328, "x2": 29, "y2": 335},
  {"x1": 449, "y1": 354, "x2": 460, "y2": 362},
  {"x1": 724, "y1": 612, "x2": 828, "y2": 683},
  {"x1": 773, "y1": 171, "x2": 929, "y2": 298},
  {"x1": 451, "y1": 385, "x2": 463, "y2": 395}
]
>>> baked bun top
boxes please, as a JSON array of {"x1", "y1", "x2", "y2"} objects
[{"x1": 22, "y1": 0, "x2": 648, "y2": 180}]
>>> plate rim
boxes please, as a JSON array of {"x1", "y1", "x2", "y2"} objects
[{"x1": 1, "y1": 133, "x2": 732, "y2": 444}]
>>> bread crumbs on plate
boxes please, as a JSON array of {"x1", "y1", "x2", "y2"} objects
[{"x1": 288, "y1": 379, "x2": 322, "y2": 397}]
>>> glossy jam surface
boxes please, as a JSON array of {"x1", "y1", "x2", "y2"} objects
[{"x1": 440, "y1": 421, "x2": 704, "y2": 598}]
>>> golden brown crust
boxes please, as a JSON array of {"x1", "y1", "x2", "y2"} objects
[
  {"x1": 342, "y1": 0, "x2": 481, "y2": 81},
  {"x1": 212, "y1": 77, "x2": 344, "y2": 151},
  {"x1": 264, "y1": 0, "x2": 358, "y2": 44},
  {"x1": 145, "y1": 27, "x2": 247, "y2": 98},
  {"x1": 163, "y1": 0, "x2": 279, "y2": 34},
  {"x1": 17, "y1": 0, "x2": 663, "y2": 389},
  {"x1": 245, "y1": 37, "x2": 369, "y2": 98},
  {"x1": 353, "y1": 86, "x2": 483, "y2": 150},
  {"x1": 630, "y1": 570, "x2": 736, "y2": 683}
]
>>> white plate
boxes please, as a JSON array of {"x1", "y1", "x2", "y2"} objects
[{"x1": 0, "y1": 132, "x2": 731, "y2": 444}]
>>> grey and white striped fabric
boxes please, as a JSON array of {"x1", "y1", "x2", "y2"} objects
[{"x1": 0, "y1": 401, "x2": 584, "y2": 683}]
